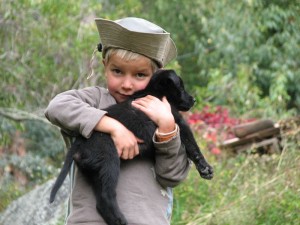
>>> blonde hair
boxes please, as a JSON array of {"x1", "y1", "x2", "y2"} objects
[{"x1": 104, "y1": 48, "x2": 159, "y2": 72}]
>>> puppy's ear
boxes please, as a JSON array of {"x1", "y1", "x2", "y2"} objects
[
  {"x1": 156, "y1": 71, "x2": 179, "y2": 92},
  {"x1": 164, "y1": 70, "x2": 183, "y2": 90}
]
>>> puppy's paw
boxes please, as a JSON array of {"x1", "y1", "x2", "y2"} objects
[
  {"x1": 115, "y1": 218, "x2": 127, "y2": 225},
  {"x1": 197, "y1": 163, "x2": 214, "y2": 180}
]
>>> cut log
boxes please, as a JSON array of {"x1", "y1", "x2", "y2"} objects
[{"x1": 233, "y1": 119, "x2": 275, "y2": 138}]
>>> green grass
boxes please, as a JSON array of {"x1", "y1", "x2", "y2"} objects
[{"x1": 172, "y1": 140, "x2": 300, "y2": 225}]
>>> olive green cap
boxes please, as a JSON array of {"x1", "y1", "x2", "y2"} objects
[{"x1": 95, "y1": 17, "x2": 177, "y2": 67}]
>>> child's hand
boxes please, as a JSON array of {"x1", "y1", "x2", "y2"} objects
[
  {"x1": 132, "y1": 95, "x2": 175, "y2": 133},
  {"x1": 110, "y1": 123, "x2": 143, "y2": 159},
  {"x1": 94, "y1": 116, "x2": 142, "y2": 159}
]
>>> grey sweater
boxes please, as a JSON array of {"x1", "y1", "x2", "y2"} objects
[{"x1": 45, "y1": 86, "x2": 191, "y2": 225}]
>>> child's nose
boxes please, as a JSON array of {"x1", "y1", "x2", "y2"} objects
[{"x1": 121, "y1": 78, "x2": 133, "y2": 89}]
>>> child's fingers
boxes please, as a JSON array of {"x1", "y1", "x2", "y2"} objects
[
  {"x1": 162, "y1": 96, "x2": 167, "y2": 103},
  {"x1": 128, "y1": 142, "x2": 140, "y2": 159},
  {"x1": 119, "y1": 142, "x2": 140, "y2": 160},
  {"x1": 121, "y1": 148, "x2": 129, "y2": 159},
  {"x1": 134, "y1": 143, "x2": 140, "y2": 157},
  {"x1": 136, "y1": 137, "x2": 144, "y2": 143},
  {"x1": 162, "y1": 96, "x2": 171, "y2": 109},
  {"x1": 117, "y1": 147, "x2": 122, "y2": 157}
]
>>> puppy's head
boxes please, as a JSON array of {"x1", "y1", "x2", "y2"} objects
[{"x1": 144, "y1": 69, "x2": 195, "y2": 111}]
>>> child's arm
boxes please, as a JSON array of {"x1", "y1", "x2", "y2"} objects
[
  {"x1": 45, "y1": 87, "x2": 140, "y2": 159},
  {"x1": 132, "y1": 95, "x2": 191, "y2": 187},
  {"x1": 153, "y1": 133, "x2": 191, "y2": 187},
  {"x1": 45, "y1": 87, "x2": 111, "y2": 138}
]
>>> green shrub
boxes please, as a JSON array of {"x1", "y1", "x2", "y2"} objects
[
  {"x1": 192, "y1": 65, "x2": 297, "y2": 119},
  {"x1": 0, "y1": 117, "x2": 65, "y2": 212}
]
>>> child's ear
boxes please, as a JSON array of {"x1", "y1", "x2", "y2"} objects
[{"x1": 102, "y1": 59, "x2": 106, "y2": 66}]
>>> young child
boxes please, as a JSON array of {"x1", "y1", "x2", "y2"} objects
[{"x1": 45, "y1": 17, "x2": 191, "y2": 225}]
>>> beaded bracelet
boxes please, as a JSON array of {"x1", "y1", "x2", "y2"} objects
[{"x1": 155, "y1": 124, "x2": 178, "y2": 142}]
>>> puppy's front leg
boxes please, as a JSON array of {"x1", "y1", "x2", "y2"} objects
[{"x1": 175, "y1": 112, "x2": 214, "y2": 180}]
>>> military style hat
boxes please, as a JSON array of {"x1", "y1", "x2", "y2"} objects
[{"x1": 95, "y1": 17, "x2": 177, "y2": 67}]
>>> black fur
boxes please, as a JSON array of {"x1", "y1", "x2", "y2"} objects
[{"x1": 50, "y1": 69, "x2": 213, "y2": 225}]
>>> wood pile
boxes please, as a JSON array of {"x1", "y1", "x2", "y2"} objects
[{"x1": 220, "y1": 116, "x2": 300, "y2": 154}]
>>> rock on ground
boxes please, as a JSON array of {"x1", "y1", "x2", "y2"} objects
[{"x1": 0, "y1": 177, "x2": 69, "y2": 225}]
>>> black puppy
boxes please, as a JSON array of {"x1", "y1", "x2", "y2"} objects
[{"x1": 50, "y1": 69, "x2": 213, "y2": 225}]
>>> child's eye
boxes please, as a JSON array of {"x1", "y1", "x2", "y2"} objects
[
  {"x1": 112, "y1": 69, "x2": 122, "y2": 75},
  {"x1": 136, "y1": 73, "x2": 147, "y2": 79}
]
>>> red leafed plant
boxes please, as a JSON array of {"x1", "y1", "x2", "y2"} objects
[{"x1": 186, "y1": 106, "x2": 255, "y2": 155}]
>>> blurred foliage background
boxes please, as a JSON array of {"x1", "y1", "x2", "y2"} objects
[
  {"x1": 0, "y1": 0, "x2": 299, "y2": 224},
  {"x1": 1, "y1": 0, "x2": 300, "y2": 115}
]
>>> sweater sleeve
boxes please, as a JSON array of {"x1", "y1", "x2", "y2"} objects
[
  {"x1": 44, "y1": 86, "x2": 116, "y2": 138},
  {"x1": 153, "y1": 129, "x2": 191, "y2": 188}
]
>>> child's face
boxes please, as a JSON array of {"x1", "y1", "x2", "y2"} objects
[{"x1": 103, "y1": 53, "x2": 154, "y2": 103}]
